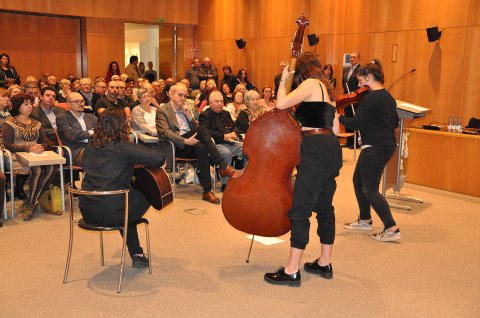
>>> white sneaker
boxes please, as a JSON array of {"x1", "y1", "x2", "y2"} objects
[
  {"x1": 344, "y1": 217, "x2": 373, "y2": 231},
  {"x1": 372, "y1": 229, "x2": 401, "y2": 242}
]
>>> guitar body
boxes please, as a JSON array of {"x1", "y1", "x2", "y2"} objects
[{"x1": 133, "y1": 166, "x2": 173, "y2": 210}]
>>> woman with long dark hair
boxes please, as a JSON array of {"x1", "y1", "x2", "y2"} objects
[
  {"x1": 341, "y1": 61, "x2": 401, "y2": 242},
  {"x1": 264, "y1": 52, "x2": 342, "y2": 287},
  {"x1": 105, "y1": 61, "x2": 121, "y2": 83},
  {"x1": 79, "y1": 108, "x2": 165, "y2": 267},
  {"x1": 0, "y1": 53, "x2": 20, "y2": 88}
]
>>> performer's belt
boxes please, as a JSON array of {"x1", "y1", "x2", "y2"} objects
[{"x1": 301, "y1": 128, "x2": 332, "y2": 137}]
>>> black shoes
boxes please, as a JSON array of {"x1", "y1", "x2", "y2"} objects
[
  {"x1": 132, "y1": 254, "x2": 149, "y2": 268},
  {"x1": 303, "y1": 259, "x2": 333, "y2": 279},
  {"x1": 264, "y1": 267, "x2": 301, "y2": 287}
]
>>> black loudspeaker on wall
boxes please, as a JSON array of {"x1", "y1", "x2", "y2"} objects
[
  {"x1": 426, "y1": 27, "x2": 442, "y2": 42},
  {"x1": 307, "y1": 33, "x2": 319, "y2": 46},
  {"x1": 235, "y1": 38, "x2": 246, "y2": 49}
]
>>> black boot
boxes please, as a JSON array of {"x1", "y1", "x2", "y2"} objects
[{"x1": 14, "y1": 174, "x2": 28, "y2": 200}]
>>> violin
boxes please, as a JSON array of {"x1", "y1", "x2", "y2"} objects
[{"x1": 335, "y1": 86, "x2": 369, "y2": 110}]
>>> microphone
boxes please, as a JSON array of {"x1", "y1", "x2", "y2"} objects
[{"x1": 387, "y1": 68, "x2": 416, "y2": 92}]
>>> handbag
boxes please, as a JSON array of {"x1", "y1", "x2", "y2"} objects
[{"x1": 38, "y1": 185, "x2": 63, "y2": 215}]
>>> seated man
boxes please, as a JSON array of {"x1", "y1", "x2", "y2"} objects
[
  {"x1": 95, "y1": 81, "x2": 131, "y2": 119},
  {"x1": 31, "y1": 86, "x2": 66, "y2": 145},
  {"x1": 57, "y1": 92, "x2": 98, "y2": 165},
  {"x1": 156, "y1": 83, "x2": 240, "y2": 204},
  {"x1": 199, "y1": 90, "x2": 243, "y2": 191}
]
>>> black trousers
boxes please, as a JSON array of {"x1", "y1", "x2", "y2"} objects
[
  {"x1": 354, "y1": 146, "x2": 397, "y2": 229},
  {"x1": 289, "y1": 134, "x2": 342, "y2": 249},
  {"x1": 176, "y1": 126, "x2": 226, "y2": 193},
  {"x1": 79, "y1": 189, "x2": 149, "y2": 257}
]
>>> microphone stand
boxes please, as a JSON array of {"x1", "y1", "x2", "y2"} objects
[{"x1": 381, "y1": 68, "x2": 423, "y2": 210}]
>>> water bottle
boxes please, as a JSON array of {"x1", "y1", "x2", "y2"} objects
[
  {"x1": 456, "y1": 117, "x2": 462, "y2": 132},
  {"x1": 448, "y1": 116, "x2": 453, "y2": 131}
]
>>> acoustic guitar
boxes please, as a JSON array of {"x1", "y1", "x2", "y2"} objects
[{"x1": 133, "y1": 166, "x2": 173, "y2": 210}]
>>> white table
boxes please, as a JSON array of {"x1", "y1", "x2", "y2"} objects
[
  {"x1": 136, "y1": 132, "x2": 159, "y2": 143},
  {"x1": 16, "y1": 151, "x2": 67, "y2": 212}
]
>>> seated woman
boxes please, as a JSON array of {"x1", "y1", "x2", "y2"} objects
[
  {"x1": 0, "y1": 87, "x2": 11, "y2": 129},
  {"x1": 236, "y1": 68, "x2": 256, "y2": 91},
  {"x1": 55, "y1": 79, "x2": 71, "y2": 104},
  {"x1": 237, "y1": 90, "x2": 264, "y2": 134},
  {"x1": 130, "y1": 88, "x2": 157, "y2": 136},
  {"x1": 225, "y1": 90, "x2": 246, "y2": 121},
  {"x1": 79, "y1": 108, "x2": 165, "y2": 268},
  {"x1": 2, "y1": 93, "x2": 56, "y2": 221},
  {"x1": 221, "y1": 83, "x2": 233, "y2": 104},
  {"x1": 258, "y1": 86, "x2": 276, "y2": 111}
]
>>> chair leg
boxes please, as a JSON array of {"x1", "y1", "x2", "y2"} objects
[
  {"x1": 100, "y1": 231, "x2": 105, "y2": 266},
  {"x1": 145, "y1": 222, "x2": 152, "y2": 274},
  {"x1": 117, "y1": 227, "x2": 128, "y2": 293},
  {"x1": 63, "y1": 220, "x2": 74, "y2": 284}
]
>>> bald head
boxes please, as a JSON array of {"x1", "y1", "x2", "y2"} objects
[{"x1": 66, "y1": 92, "x2": 85, "y2": 114}]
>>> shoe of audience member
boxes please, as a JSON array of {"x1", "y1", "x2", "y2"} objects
[
  {"x1": 264, "y1": 267, "x2": 301, "y2": 287},
  {"x1": 21, "y1": 206, "x2": 34, "y2": 222},
  {"x1": 344, "y1": 216, "x2": 373, "y2": 231},
  {"x1": 219, "y1": 165, "x2": 243, "y2": 178},
  {"x1": 132, "y1": 254, "x2": 149, "y2": 268},
  {"x1": 202, "y1": 191, "x2": 220, "y2": 204},
  {"x1": 303, "y1": 259, "x2": 333, "y2": 279},
  {"x1": 372, "y1": 228, "x2": 401, "y2": 242}
]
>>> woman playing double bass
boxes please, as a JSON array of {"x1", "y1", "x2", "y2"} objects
[{"x1": 264, "y1": 52, "x2": 343, "y2": 287}]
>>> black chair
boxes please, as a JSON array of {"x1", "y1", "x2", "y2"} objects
[{"x1": 63, "y1": 186, "x2": 152, "y2": 293}]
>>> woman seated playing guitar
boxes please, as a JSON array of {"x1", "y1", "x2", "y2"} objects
[{"x1": 79, "y1": 108, "x2": 166, "y2": 268}]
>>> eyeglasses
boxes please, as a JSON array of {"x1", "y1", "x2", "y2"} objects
[{"x1": 67, "y1": 100, "x2": 85, "y2": 105}]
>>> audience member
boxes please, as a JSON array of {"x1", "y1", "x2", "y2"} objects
[
  {"x1": 105, "y1": 61, "x2": 121, "y2": 83},
  {"x1": 31, "y1": 86, "x2": 66, "y2": 145},
  {"x1": 0, "y1": 53, "x2": 20, "y2": 88},
  {"x1": 0, "y1": 88, "x2": 11, "y2": 128},
  {"x1": 3, "y1": 93, "x2": 57, "y2": 221},
  {"x1": 323, "y1": 64, "x2": 336, "y2": 90},
  {"x1": 185, "y1": 58, "x2": 201, "y2": 90},
  {"x1": 259, "y1": 86, "x2": 276, "y2": 111},
  {"x1": 57, "y1": 92, "x2": 97, "y2": 165},
  {"x1": 143, "y1": 61, "x2": 157, "y2": 82},
  {"x1": 199, "y1": 90, "x2": 243, "y2": 191},
  {"x1": 7, "y1": 84, "x2": 22, "y2": 98},
  {"x1": 237, "y1": 89, "x2": 264, "y2": 134},
  {"x1": 220, "y1": 65, "x2": 237, "y2": 92},
  {"x1": 138, "y1": 62, "x2": 146, "y2": 76},
  {"x1": 198, "y1": 57, "x2": 218, "y2": 85},
  {"x1": 225, "y1": 90, "x2": 246, "y2": 121},
  {"x1": 342, "y1": 52, "x2": 361, "y2": 148},
  {"x1": 125, "y1": 55, "x2": 141, "y2": 84},
  {"x1": 78, "y1": 78, "x2": 98, "y2": 114},
  {"x1": 23, "y1": 82, "x2": 40, "y2": 107},
  {"x1": 130, "y1": 88, "x2": 158, "y2": 136},
  {"x1": 236, "y1": 68, "x2": 256, "y2": 91},
  {"x1": 221, "y1": 83, "x2": 233, "y2": 104},
  {"x1": 95, "y1": 81, "x2": 131, "y2": 118},
  {"x1": 156, "y1": 83, "x2": 240, "y2": 204},
  {"x1": 56, "y1": 79, "x2": 71, "y2": 103}
]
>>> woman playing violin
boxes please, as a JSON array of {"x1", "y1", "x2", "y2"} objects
[
  {"x1": 264, "y1": 52, "x2": 342, "y2": 287},
  {"x1": 340, "y1": 61, "x2": 401, "y2": 242}
]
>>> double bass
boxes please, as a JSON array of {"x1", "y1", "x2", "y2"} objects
[{"x1": 221, "y1": 14, "x2": 309, "y2": 237}]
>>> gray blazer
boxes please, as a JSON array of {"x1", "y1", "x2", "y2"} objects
[
  {"x1": 31, "y1": 105, "x2": 66, "y2": 144},
  {"x1": 156, "y1": 101, "x2": 197, "y2": 149},
  {"x1": 56, "y1": 111, "x2": 97, "y2": 164}
]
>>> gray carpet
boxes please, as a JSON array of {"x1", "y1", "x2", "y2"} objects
[{"x1": 1, "y1": 149, "x2": 479, "y2": 317}]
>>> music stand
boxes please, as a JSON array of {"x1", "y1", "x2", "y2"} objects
[{"x1": 381, "y1": 100, "x2": 431, "y2": 210}]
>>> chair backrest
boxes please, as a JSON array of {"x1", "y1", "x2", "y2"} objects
[{"x1": 67, "y1": 186, "x2": 130, "y2": 229}]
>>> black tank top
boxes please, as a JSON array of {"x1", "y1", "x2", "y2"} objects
[{"x1": 294, "y1": 81, "x2": 335, "y2": 129}]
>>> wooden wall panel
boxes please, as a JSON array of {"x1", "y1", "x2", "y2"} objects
[
  {"x1": 50, "y1": 0, "x2": 94, "y2": 17},
  {"x1": 92, "y1": 0, "x2": 131, "y2": 20},
  {"x1": 85, "y1": 18, "x2": 125, "y2": 79},
  {"x1": 2, "y1": 0, "x2": 51, "y2": 13},
  {"x1": 167, "y1": 0, "x2": 198, "y2": 25},
  {"x1": 459, "y1": 26, "x2": 480, "y2": 121},
  {"x1": 131, "y1": 0, "x2": 166, "y2": 23},
  {"x1": 0, "y1": 12, "x2": 81, "y2": 81},
  {"x1": 468, "y1": 0, "x2": 480, "y2": 26},
  {"x1": 38, "y1": 16, "x2": 82, "y2": 78}
]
